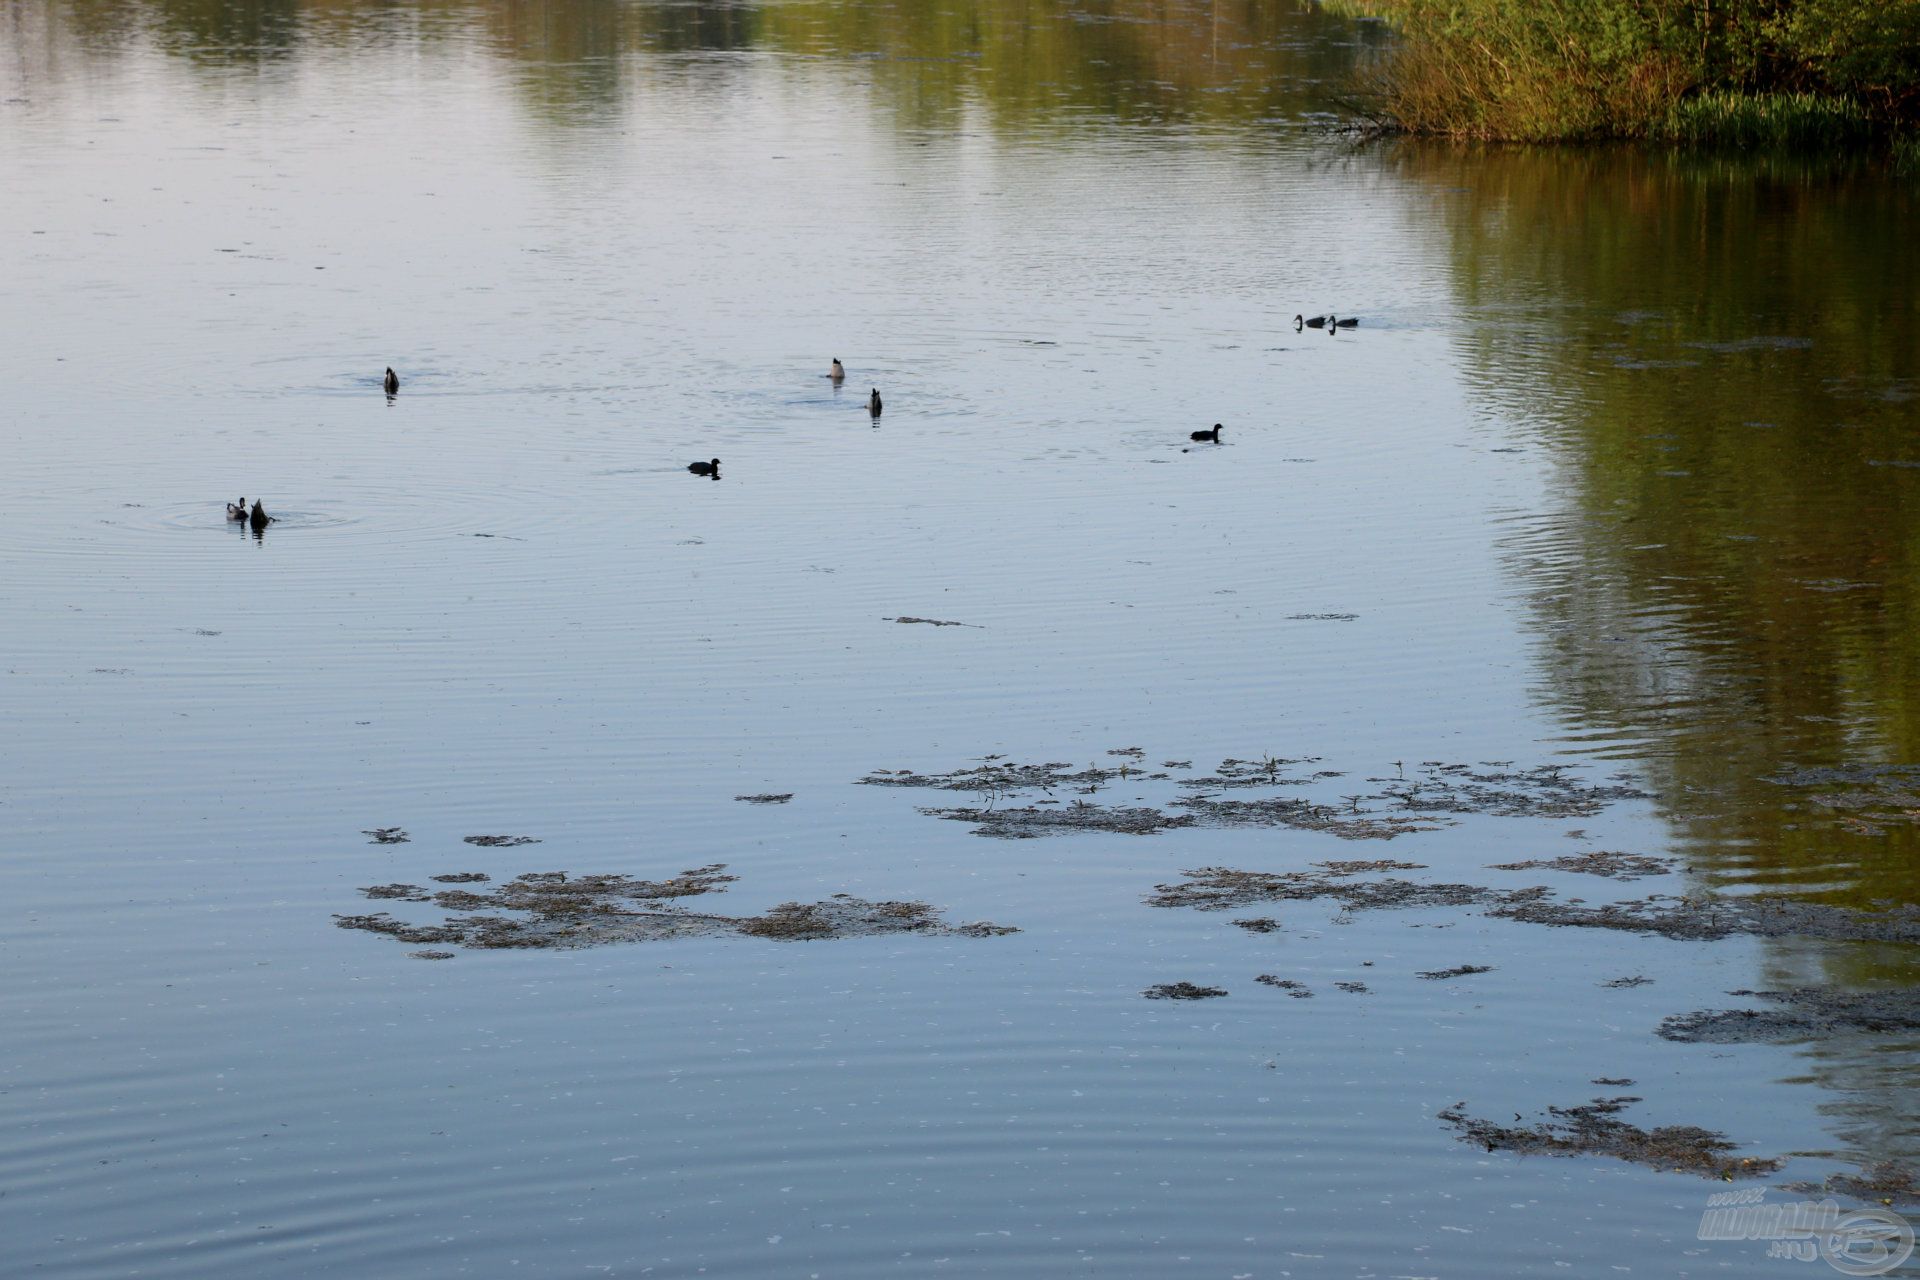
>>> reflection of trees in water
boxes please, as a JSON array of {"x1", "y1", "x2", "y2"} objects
[
  {"x1": 1748, "y1": 941, "x2": 1920, "y2": 1172},
  {"x1": 25, "y1": 0, "x2": 1379, "y2": 128},
  {"x1": 1396, "y1": 144, "x2": 1920, "y2": 913}
]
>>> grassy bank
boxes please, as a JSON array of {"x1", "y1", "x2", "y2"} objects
[{"x1": 1332, "y1": 0, "x2": 1919, "y2": 144}]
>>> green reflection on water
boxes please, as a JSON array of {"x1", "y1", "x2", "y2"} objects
[
  {"x1": 30, "y1": 0, "x2": 1380, "y2": 128},
  {"x1": 1399, "y1": 144, "x2": 1920, "y2": 913}
]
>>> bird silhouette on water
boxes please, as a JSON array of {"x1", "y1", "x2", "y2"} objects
[
  {"x1": 249, "y1": 500, "x2": 274, "y2": 532},
  {"x1": 383, "y1": 367, "x2": 399, "y2": 395},
  {"x1": 227, "y1": 497, "x2": 248, "y2": 521},
  {"x1": 1294, "y1": 314, "x2": 1328, "y2": 330},
  {"x1": 1329, "y1": 315, "x2": 1357, "y2": 329},
  {"x1": 1190, "y1": 423, "x2": 1223, "y2": 442},
  {"x1": 688, "y1": 458, "x2": 720, "y2": 477},
  {"x1": 868, "y1": 388, "x2": 883, "y2": 416},
  {"x1": 830, "y1": 358, "x2": 845, "y2": 382}
]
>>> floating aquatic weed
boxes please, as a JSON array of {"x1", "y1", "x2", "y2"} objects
[
  {"x1": 1788, "y1": 1162, "x2": 1920, "y2": 1206},
  {"x1": 861, "y1": 753, "x2": 1646, "y2": 840},
  {"x1": 1255, "y1": 975, "x2": 1313, "y2": 997},
  {"x1": 1492, "y1": 894, "x2": 1920, "y2": 943},
  {"x1": 1439, "y1": 1096, "x2": 1782, "y2": 1179},
  {"x1": 1418, "y1": 964, "x2": 1496, "y2": 980},
  {"x1": 1314, "y1": 859, "x2": 1428, "y2": 875},
  {"x1": 1488, "y1": 851, "x2": 1675, "y2": 880},
  {"x1": 429, "y1": 872, "x2": 489, "y2": 884},
  {"x1": 1178, "y1": 755, "x2": 1323, "y2": 789},
  {"x1": 1149, "y1": 867, "x2": 1545, "y2": 913},
  {"x1": 1231, "y1": 917, "x2": 1281, "y2": 933},
  {"x1": 735, "y1": 793, "x2": 794, "y2": 805},
  {"x1": 1656, "y1": 987, "x2": 1920, "y2": 1043},
  {"x1": 939, "y1": 802, "x2": 1193, "y2": 839},
  {"x1": 1601, "y1": 975, "x2": 1655, "y2": 988},
  {"x1": 363, "y1": 883, "x2": 431, "y2": 901},
  {"x1": 334, "y1": 864, "x2": 1015, "y2": 954},
  {"x1": 1368, "y1": 762, "x2": 1648, "y2": 820},
  {"x1": 1334, "y1": 981, "x2": 1371, "y2": 994},
  {"x1": 463, "y1": 834, "x2": 541, "y2": 847},
  {"x1": 363, "y1": 827, "x2": 410, "y2": 844},
  {"x1": 1172, "y1": 794, "x2": 1443, "y2": 840},
  {"x1": 885, "y1": 616, "x2": 980, "y2": 628},
  {"x1": 1767, "y1": 763, "x2": 1920, "y2": 836},
  {"x1": 860, "y1": 759, "x2": 1131, "y2": 794},
  {"x1": 1143, "y1": 982, "x2": 1228, "y2": 1000}
]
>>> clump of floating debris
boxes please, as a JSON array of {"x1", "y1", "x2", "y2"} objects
[
  {"x1": 1488, "y1": 851, "x2": 1675, "y2": 881},
  {"x1": 1439, "y1": 1095, "x2": 1782, "y2": 1179},
  {"x1": 859, "y1": 753, "x2": 1646, "y2": 840},
  {"x1": 1142, "y1": 982, "x2": 1228, "y2": 1000},
  {"x1": 335, "y1": 864, "x2": 1016, "y2": 955},
  {"x1": 1657, "y1": 986, "x2": 1920, "y2": 1043},
  {"x1": 1148, "y1": 867, "x2": 1547, "y2": 913},
  {"x1": 1769, "y1": 763, "x2": 1920, "y2": 836}
]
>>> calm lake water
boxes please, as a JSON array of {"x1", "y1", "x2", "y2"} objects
[{"x1": 5, "y1": 2, "x2": 1919, "y2": 1276}]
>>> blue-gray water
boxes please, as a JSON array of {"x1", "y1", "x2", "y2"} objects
[{"x1": 4, "y1": 2, "x2": 1918, "y2": 1276}]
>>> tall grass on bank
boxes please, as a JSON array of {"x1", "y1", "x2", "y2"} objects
[
  {"x1": 1335, "y1": 0, "x2": 1920, "y2": 144},
  {"x1": 1655, "y1": 91, "x2": 1874, "y2": 148}
]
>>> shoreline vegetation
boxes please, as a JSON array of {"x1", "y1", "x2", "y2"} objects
[{"x1": 1327, "y1": 0, "x2": 1919, "y2": 154}]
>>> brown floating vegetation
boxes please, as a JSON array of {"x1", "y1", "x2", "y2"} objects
[
  {"x1": 1770, "y1": 764, "x2": 1920, "y2": 838},
  {"x1": 860, "y1": 754, "x2": 1645, "y2": 840},
  {"x1": 1256, "y1": 975, "x2": 1314, "y2": 997},
  {"x1": 1657, "y1": 987, "x2": 1920, "y2": 1043},
  {"x1": 363, "y1": 883, "x2": 432, "y2": 901},
  {"x1": 464, "y1": 834, "x2": 542, "y2": 847},
  {"x1": 1418, "y1": 964, "x2": 1496, "y2": 980},
  {"x1": 1151, "y1": 863, "x2": 1920, "y2": 947},
  {"x1": 955, "y1": 803, "x2": 1192, "y2": 839},
  {"x1": 885, "y1": 616, "x2": 980, "y2": 628},
  {"x1": 363, "y1": 828, "x2": 410, "y2": 844},
  {"x1": 335, "y1": 864, "x2": 1016, "y2": 955},
  {"x1": 1143, "y1": 982, "x2": 1229, "y2": 1000},
  {"x1": 734, "y1": 793, "x2": 794, "y2": 805},
  {"x1": 1492, "y1": 893, "x2": 1920, "y2": 943},
  {"x1": 1790, "y1": 1163, "x2": 1920, "y2": 1206},
  {"x1": 1149, "y1": 867, "x2": 1545, "y2": 913},
  {"x1": 1488, "y1": 851, "x2": 1676, "y2": 881},
  {"x1": 1439, "y1": 1096, "x2": 1783, "y2": 1179}
]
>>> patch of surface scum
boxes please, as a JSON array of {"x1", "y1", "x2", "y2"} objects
[
  {"x1": 1439, "y1": 1095, "x2": 1783, "y2": 1179},
  {"x1": 859, "y1": 752, "x2": 1649, "y2": 840},
  {"x1": 335, "y1": 864, "x2": 1017, "y2": 953}
]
